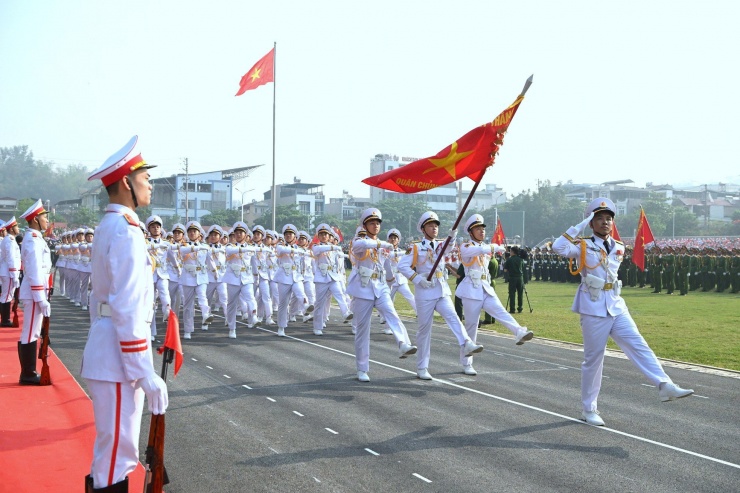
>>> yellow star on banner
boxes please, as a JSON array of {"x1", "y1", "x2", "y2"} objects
[
  {"x1": 422, "y1": 141, "x2": 474, "y2": 180},
  {"x1": 249, "y1": 68, "x2": 262, "y2": 82}
]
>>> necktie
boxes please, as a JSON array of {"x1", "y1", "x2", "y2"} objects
[{"x1": 604, "y1": 240, "x2": 611, "y2": 254}]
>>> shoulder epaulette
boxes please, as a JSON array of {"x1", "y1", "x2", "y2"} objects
[
  {"x1": 123, "y1": 214, "x2": 139, "y2": 227},
  {"x1": 614, "y1": 239, "x2": 624, "y2": 246},
  {"x1": 31, "y1": 232, "x2": 38, "y2": 238}
]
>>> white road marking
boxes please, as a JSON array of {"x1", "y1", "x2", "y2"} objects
[
  {"x1": 365, "y1": 448, "x2": 379, "y2": 456},
  {"x1": 206, "y1": 365, "x2": 213, "y2": 370},
  {"x1": 223, "y1": 375, "x2": 231, "y2": 379},
  {"x1": 293, "y1": 411, "x2": 304, "y2": 417},
  {"x1": 266, "y1": 397, "x2": 276, "y2": 403},
  {"x1": 325, "y1": 428, "x2": 338, "y2": 434},
  {"x1": 191, "y1": 358, "x2": 198, "y2": 362},
  {"x1": 641, "y1": 384, "x2": 654, "y2": 387},
  {"x1": 242, "y1": 384, "x2": 252, "y2": 390},
  {"x1": 313, "y1": 477, "x2": 321, "y2": 483},
  {"x1": 413, "y1": 473, "x2": 432, "y2": 483},
  {"x1": 694, "y1": 395, "x2": 709, "y2": 399}
]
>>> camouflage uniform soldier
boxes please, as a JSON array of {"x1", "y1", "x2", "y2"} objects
[
  {"x1": 663, "y1": 246, "x2": 675, "y2": 295},
  {"x1": 651, "y1": 247, "x2": 662, "y2": 294}
]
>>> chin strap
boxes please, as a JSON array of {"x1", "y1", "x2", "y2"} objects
[{"x1": 126, "y1": 177, "x2": 139, "y2": 208}]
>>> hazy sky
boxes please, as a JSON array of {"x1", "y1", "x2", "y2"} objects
[{"x1": 2, "y1": 1, "x2": 738, "y2": 206}]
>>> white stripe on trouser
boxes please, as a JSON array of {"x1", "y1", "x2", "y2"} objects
[
  {"x1": 181, "y1": 284, "x2": 209, "y2": 332},
  {"x1": 226, "y1": 283, "x2": 255, "y2": 329},
  {"x1": 580, "y1": 312, "x2": 671, "y2": 412},
  {"x1": 415, "y1": 296, "x2": 469, "y2": 371},
  {"x1": 20, "y1": 298, "x2": 43, "y2": 344},
  {"x1": 460, "y1": 293, "x2": 523, "y2": 366},
  {"x1": 277, "y1": 282, "x2": 308, "y2": 328},
  {"x1": 352, "y1": 294, "x2": 411, "y2": 372},
  {"x1": 87, "y1": 379, "x2": 144, "y2": 488}
]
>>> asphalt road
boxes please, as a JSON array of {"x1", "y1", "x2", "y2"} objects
[{"x1": 50, "y1": 295, "x2": 740, "y2": 493}]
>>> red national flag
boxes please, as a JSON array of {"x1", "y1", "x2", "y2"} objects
[
  {"x1": 362, "y1": 94, "x2": 526, "y2": 193},
  {"x1": 158, "y1": 309, "x2": 183, "y2": 375},
  {"x1": 332, "y1": 226, "x2": 344, "y2": 242},
  {"x1": 235, "y1": 48, "x2": 275, "y2": 96},
  {"x1": 492, "y1": 218, "x2": 505, "y2": 245},
  {"x1": 44, "y1": 222, "x2": 54, "y2": 238},
  {"x1": 611, "y1": 221, "x2": 622, "y2": 242},
  {"x1": 632, "y1": 208, "x2": 655, "y2": 272}
]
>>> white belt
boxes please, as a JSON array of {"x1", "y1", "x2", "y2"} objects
[{"x1": 98, "y1": 302, "x2": 152, "y2": 323}]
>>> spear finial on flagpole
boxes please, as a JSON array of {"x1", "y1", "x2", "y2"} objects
[{"x1": 520, "y1": 75, "x2": 534, "y2": 97}]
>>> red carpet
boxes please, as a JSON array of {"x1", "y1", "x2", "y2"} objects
[{"x1": 0, "y1": 309, "x2": 144, "y2": 493}]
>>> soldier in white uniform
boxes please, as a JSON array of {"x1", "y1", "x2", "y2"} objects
[
  {"x1": 346, "y1": 209, "x2": 417, "y2": 382},
  {"x1": 205, "y1": 224, "x2": 228, "y2": 319},
  {"x1": 78, "y1": 228, "x2": 95, "y2": 310},
  {"x1": 273, "y1": 224, "x2": 314, "y2": 337},
  {"x1": 380, "y1": 228, "x2": 417, "y2": 332},
  {"x1": 296, "y1": 231, "x2": 316, "y2": 323},
  {"x1": 397, "y1": 211, "x2": 484, "y2": 380},
  {"x1": 179, "y1": 221, "x2": 215, "y2": 339},
  {"x1": 251, "y1": 225, "x2": 274, "y2": 325},
  {"x1": 0, "y1": 219, "x2": 5, "y2": 319},
  {"x1": 16, "y1": 202, "x2": 52, "y2": 385},
  {"x1": 457, "y1": 214, "x2": 534, "y2": 375},
  {"x1": 266, "y1": 230, "x2": 280, "y2": 313},
  {"x1": 1, "y1": 216, "x2": 21, "y2": 326},
  {"x1": 146, "y1": 215, "x2": 172, "y2": 340},
  {"x1": 82, "y1": 136, "x2": 168, "y2": 492},
  {"x1": 54, "y1": 232, "x2": 67, "y2": 298},
  {"x1": 68, "y1": 229, "x2": 83, "y2": 306},
  {"x1": 223, "y1": 221, "x2": 261, "y2": 338},
  {"x1": 311, "y1": 223, "x2": 353, "y2": 335},
  {"x1": 167, "y1": 224, "x2": 186, "y2": 318},
  {"x1": 61, "y1": 233, "x2": 74, "y2": 298},
  {"x1": 552, "y1": 197, "x2": 693, "y2": 427}
]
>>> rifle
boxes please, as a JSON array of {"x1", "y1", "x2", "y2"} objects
[
  {"x1": 143, "y1": 345, "x2": 172, "y2": 492},
  {"x1": 38, "y1": 271, "x2": 53, "y2": 386}
]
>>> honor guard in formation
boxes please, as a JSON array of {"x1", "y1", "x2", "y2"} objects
[
  {"x1": 17, "y1": 201, "x2": 52, "y2": 385},
  {"x1": 457, "y1": 214, "x2": 534, "y2": 375},
  {"x1": 296, "y1": 231, "x2": 317, "y2": 323},
  {"x1": 311, "y1": 223, "x2": 353, "y2": 336},
  {"x1": 380, "y1": 228, "x2": 417, "y2": 332},
  {"x1": 346, "y1": 209, "x2": 417, "y2": 382},
  {"x1": 398, "y1": 211, "x2": 484, "y2": 380},
  {"x1": 0, "y1": 216, "x2": 21, "y2": 327},
  {"x1": 146, "y1": 215, "x2": 172, "y2": 340},
  {"x1": 223, "y1": 221, "x2": 261, "y2": 338},
  {"x1": 179, "y1": 221, "x2": 215, "y2": 339},
  {"x1": 78, "y1": 228, "x2": 94, "y2": 310},
  {"x1": 273, "y1": 223, "x2": 314, "y2": 337},
  {"x1": 251, "y1": 225, "x2": 275, "y2": 325},
  {"x1": 552, "y1": 198, "x2": 693, "y2": 426},
  {"x1": 82, "y1": 136, "x2": 168, "y2": 492},
  {"x1": 205, "y1": 224, "x2": 228, "y2": 318},
  {"x1": 167, "y1": 223, "x2": 186, "y2": 316}
]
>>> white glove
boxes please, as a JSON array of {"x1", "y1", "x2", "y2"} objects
[
  {"x1": 138, "y1": 373, "x2": 169, "y2": 415},
  {"x1": 414, "y1": 277, "x2": 433, "y2": 289},
  {"x1": 575, "y1": 212, "x2": 595, "y2": 232},
  {"x1": 12, "y1": 277, "x2": 20, "y2": 290},
  {"x1": 450, "y1": 229, "x2": 458, "y2": 241},
  {"x1": 38, "y1": 299, "x2": 51, "y2": 317}
]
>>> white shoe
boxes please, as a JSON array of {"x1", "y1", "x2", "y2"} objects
[
  {"x1": 255, "y1": 317, "x2": 263, "y2": 324},
  {"x1": 581, "y1": 410, "x2": 605, "y2": 426},
  {"x1": 277, "y1": 327, "x2": 285, "y2": 337},
  {"x1": 74, "y1": 302, "x2": 81, "y2": 307},
  {"x1": 343, "y1": 312, "x2": 354, "y2": 322},
  {"x1": 399, "y1": 342, "x2": 417, "y2": 359},
  {"x1": 351, "y1": 327, "x2": 356, "y2": 335},
  {"x1": 305, "y1": 304, "x2": 315, "y2": 314},
  {"x1": 183, "y1": 332, "x2": 192, "y2": 340},
  {"x1": 289, "y1": 316, "x2": 297, "y2": 322},
  {"x1": 265, "y1": 318, "x2": 276, "y2": 326},
  {"x1": 463, "y1": 365, "x2": 478, "y2": 376},
  {"x1": 201, "y1": 324, "x2": 209, "y2": 331},
  {"x1": 203, "y1": 312, "x2": 214, "y2": 324},
  {"x1": 417, "y1": 368, "x2": 433, "y2": 380},
  {"x1": 303, "y1": 314, "x2": 313, "y2": 323},
  {"x1": 383, "y1": 328, "x2": 393, "y2": 335},
  {"x1": 151, "y1": 335, "x2": 156, "y2": 342},
  {"x1": 357, "y1": 371, "x2": 370, "y2": 383},
  {"x1": 379, "y1": 319, "x2": 386, "y2": 324},
  {"x1": 81, "y1": 305, "x2": 88, "y2": 310},
  {"x1": 514, "y1": 328, "x2": 534, "y2": 345},
  {"x1": 313, "y1": 329, "x2": 323, "y2": 336},
  {"x1": 659, "y1": 382, "x2": 694, "y2": 402},
  {"x1": 247, "y1": 323, "x2": 254, "y2": 329},
  {"x1": 463, "y1": 340, "x2": 484, "y2": 357},
  {"x1": 228, "y1": 329, "x2": 236, "y2": 339},
  {"x1": 322, "y1": 322, "x2": 327, "y2": 328}
]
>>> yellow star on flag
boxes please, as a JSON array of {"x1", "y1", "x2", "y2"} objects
[
  {"x1": 249, "y1": 68, "x2": 262, "y2": 82},
  {"x1": 422, "y1": 141, "x2": 474, "y2": 180}
]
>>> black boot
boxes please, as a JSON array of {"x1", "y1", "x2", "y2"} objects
[
  {"x1": 18, "y1": 341, "x2": 41, "y2": 385},
  {"x1": 0, "y1": 302, "x2": 13, "y2": 327},
  {"x1": 86, "y1": 475, "x2": 129, "y2": 492}
]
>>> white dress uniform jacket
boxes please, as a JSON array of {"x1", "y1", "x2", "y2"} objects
[
  {"x1": 81, "y1": 204, "x2": 155, "y2": 382},
  {"x1": 397, "y1": 239, "x2": 452, "y2": 300},
  {"x1": 19, "y1": 230, "x2": 52, "y2": 302},
  {"x1": 346, "y1": 238, "x2": 391, "y2": 300},
  {"x1": 455, "y1": 241, "x2": 497, "y2": 300},
  {"x1": 147, "y1": 238, "x2": 171, "y2": 280}
]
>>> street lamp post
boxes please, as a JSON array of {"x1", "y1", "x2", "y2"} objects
[{"x1": 235, "y1": 188, "x2": 254, "y2": 223}]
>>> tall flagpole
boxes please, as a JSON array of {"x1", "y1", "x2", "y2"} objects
[
  {"x1": 270, "y1": 41, "x2": 277, "y2": 231},
  {"x1": 426, "y1": 75, "x2": 533, "y2": 281}
]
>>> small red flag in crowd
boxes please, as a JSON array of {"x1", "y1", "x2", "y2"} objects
[
  {"x1": 235, "y1": 48, "x2": 275, "y2": 96},
  {"x1": 158, "y1": 310, "x2": 183, "y2": 375},
  {"x1": 611, "y1": 221, "x2": 622, "y2": 242},
  {"x1": 632, "y1": 208, "x2": 655, "y2": 271},
  {"x1": 492, "y1": 218, "x2": 506, "y2": 245}
]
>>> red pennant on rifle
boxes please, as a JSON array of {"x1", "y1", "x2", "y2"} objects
[
  {"x1": 158, "y1": 309, "x2": 183, "y2": 376},
  {"x1": 611, "y1": 221, "x2": 622, "y2": 242}
]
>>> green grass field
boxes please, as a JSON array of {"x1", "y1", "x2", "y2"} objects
[{"x1": 391, "y1": 280, "x2": 740, "y2": 371}]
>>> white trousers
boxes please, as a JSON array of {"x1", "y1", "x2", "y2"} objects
[
  {"x1": 415, "y1": 296, "x2": 470, "y2": 371},
  {"x1": 154, "y1": 277, "x2": 171, "y2": 317},
  {"x1": 181, "y1": 283, "x2": 209, "y2": 332},
  {"x1": 277, "y1": 282, "x2": 308, "y2": 329},
  {"x1": 206, "y1": 281, "x2": 228, "y2": 314},
  {"x1": 303, "y1": 279, "x2": 316, "y2": 306},
  {"x1": 255, "y1": 278, "x2": 272, "y2": 319},
  {"x1": 226, "y1": 283, "x2": 256, "y2": 330},
  {"x1": 168, "y1": 280, "x2": 182, "y2": 317},
  {"x1": 353, "y1": 294, "x2": 411, "y2": 372},
  {"x1": 87, "y1": 379, "x2": 144, "y2": 488},
  {"x1": 461, "y1": 292, "x2": 524, "y2": 366},
  {"x1": 79, "y1": 271, "x2": 91, "y2": 307},
  {"x1": 1, "y1": 276, "x2": 13, "y2": 303},
  {"x1": 20, "y1": 298, "x2": 43, "y2": 343},
  {"x1": 67, "y1": 269, "x2": 80, "y2": 303},
  {"x1": 270, "y1": 280, "x2": 280, "y2": 311},
  {"x1": 390, "y1": 282, "x2": 417, "y2": 314},
  {"x1": 580, "y1": 312, "x2": 671, "y2": 412},
  {"x1": 57, "y1": 268, "x2": 66, "y2": 296},
  {"x1": 313, "y1": 280, "x2": 350, "y2": 330}
]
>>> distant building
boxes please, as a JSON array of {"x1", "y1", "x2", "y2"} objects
[
  {"x1": 246, "y1": 179, "x2": 325, "y2": 228},
  {"x1": 325, "y1": 191, "x2": 372, "y2": 221},
  {"x1": 54, "y1": 198, "x2": 82, "y2": 218},
  {"x1": 0, "y1": 197, "x2": 17, "y2": 215}
]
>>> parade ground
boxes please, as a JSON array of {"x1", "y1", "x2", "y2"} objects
[{"x1": 2, "y1": 283, "x2": 738, "y2": 493}]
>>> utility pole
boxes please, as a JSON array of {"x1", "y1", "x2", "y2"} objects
[
  {"x1": 703, "y1": 183, "x2": 708, "y2": 228},
  {"x1": 183, "y1": 158, "x2": 189, "y2": 222}
]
